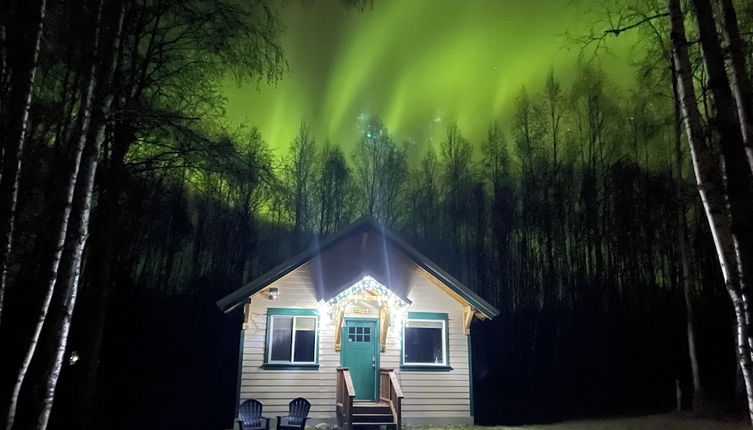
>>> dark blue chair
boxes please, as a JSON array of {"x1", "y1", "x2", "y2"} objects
[
  {"x1": 276, "y1": 397, "x2": 311, "y2": 430},
  {"x1": 238, "y1": 399, "x2": 270, "y2": 430}
]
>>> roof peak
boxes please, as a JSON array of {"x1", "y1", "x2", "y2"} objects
[{"x1": 215, "y1": 217, "x2": 499, "y2": 319}]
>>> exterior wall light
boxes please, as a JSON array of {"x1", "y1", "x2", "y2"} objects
[
  {"x1": 68, "y1": 351, "x2": 80, "y2": 366},
  {"x1": 267, "y1": 287, "x2": 280, "y2": 300}
]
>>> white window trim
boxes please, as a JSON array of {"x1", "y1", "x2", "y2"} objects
[
  {"x1": 402, "y1": 318, "x2": 448, "y2": 366},
  {"x1": 267, "y1": 314, "x2": 318, "y2": 365}
]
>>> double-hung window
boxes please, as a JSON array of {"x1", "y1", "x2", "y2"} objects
[
  {"x1": 402, "y1": 312, "x2": 450, "y2": 370},
  {"x1": 265, "y1": 309, "x2": 318, "y2": 368}
]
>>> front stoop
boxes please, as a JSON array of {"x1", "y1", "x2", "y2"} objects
[{"x1": 348, "y1": 401, "x2": 397, "y2": 430}]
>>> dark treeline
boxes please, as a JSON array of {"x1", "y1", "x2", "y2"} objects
[
  {"x1": 1, "y1": 0, "x2": 752, "y2": 429},
  {"x1": 24, "y1": 68, "x2": 739, "y2": 427}
]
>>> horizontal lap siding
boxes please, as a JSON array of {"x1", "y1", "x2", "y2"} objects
[
  {"x1": 239, "y1": 264, "x2": 472, "y2": 424},
  {"x1": 397, "y1": 275, "x2": 471, "y2": 419},
  {"x1": 240, "y1": 266, "x2": 340, "y2": 419}
]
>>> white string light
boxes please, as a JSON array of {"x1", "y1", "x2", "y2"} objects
[{"x1": 320, "y1": 275, "x2": 410, "y2": 328}]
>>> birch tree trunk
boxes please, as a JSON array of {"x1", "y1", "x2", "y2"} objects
[
  {"x1": 691, "y1": 0, "x2": 753, "y2": 181},
  {"x1": 716, "y1": 0, "x2": 753, "y2": 169},
  {"x1": 2, "y1": 3, "x2": 101, "y2": 428},
  {"x1": 668, "y1": 0, "x2": 753, "y2": 422},
  {"x1": 691, "y1": 0, "x2": 753, "y2": 371},
  {"x1": 30, "y1": 3, "x2": 122, "y2": 427},
  {"x1": 73, "y1": 123, "x2": 133, "y2": 430},
  {"x1": 0, "y1": 0, "x2": 47, "y2": 326},
  {"x1": 671, "y1": 71, "x2": 705, "y2": 409}
]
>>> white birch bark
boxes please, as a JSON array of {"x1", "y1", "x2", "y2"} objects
[
  {"x1": 0, "y1": 0, "x2": 47, "y2": 326},
  {"x1": 691, "y1": 0, "x2": 753, "y2": 376},
  {"x1": 2, "y1": 3, "x2": 101, "y2": 429},
  {"x1": 671, "y1": 73, "x2": 704, "y2": 408},
  {"x1": 32, "y1": 4, "x2": 123, "y2": 428},
  {"x1": 716, "y1": 0, "x2": 753, "y2": 173},
  {"x1": 34, "y1": 110, "x2": 105, "y2": 430},
  {"x1": 668, "y1": 0, "x2": 753, "y2": 422}
]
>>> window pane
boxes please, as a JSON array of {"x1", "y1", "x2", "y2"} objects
[
  {"x1": 407, "y1": 320, "x2": 443, "y2": 329},
  {"x1": 271, "y1": 316, "x2": 293, "y2": 361},
  {"x1": 404, "y1": 320, "x2": 444, "y2": 364},
  {"x1": 292, "y1": 317, "x2": 316, "y2": 362},
  {"x1": 296, "y1": 317, "x2": 316, "y2": 331}
]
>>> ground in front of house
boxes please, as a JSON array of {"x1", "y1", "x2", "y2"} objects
[{"x1": 409, "y1": 414, "x2": 747, "y2": 430}]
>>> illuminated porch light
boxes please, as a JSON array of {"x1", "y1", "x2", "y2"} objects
[
  {"x1": 68, "y1": 351, "x2": 80, "y2": 366},
  {"x1": 267, "y1": 287, "x2": 279, "y2": 300}
]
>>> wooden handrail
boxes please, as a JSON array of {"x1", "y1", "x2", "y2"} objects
[
  {"x1": 379, "y1": 368, "x2": 403, "y2": 430},
  {"x1": 336, "y1": 367, "x2": 355, "y2": 430}
]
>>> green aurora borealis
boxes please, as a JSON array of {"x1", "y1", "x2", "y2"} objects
[{"x1": 222, "y1": 0, "x2": 640, "y2": 157}]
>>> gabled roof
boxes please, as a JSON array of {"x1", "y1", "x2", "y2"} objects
[{"x1": 216, "y1": 217, "x2": 499, "y2": 319}]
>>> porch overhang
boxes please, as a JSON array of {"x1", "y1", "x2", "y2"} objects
[{"x1": 322, "y1": 275, "x2": 410, "y2": 352}]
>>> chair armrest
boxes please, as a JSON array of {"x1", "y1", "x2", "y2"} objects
[
  {"x1": 263, "y1": 417, "x2": 271, "y2": 430},
  {"x1": 300, "y1": 417, "x2": 310, "y2": 429},
  {"x1": 276, "y1": 416, "x2": 283, "y2": 429},
  {"x1": 236, "y1": 419, "x2": 244, "y2": 430}
]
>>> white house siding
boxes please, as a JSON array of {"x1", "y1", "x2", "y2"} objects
[
  {"x1": 238, "y1": 263, "x2": 472, "y2": 426},
  {"x1": 399, "y1": 273, "x2": 472, "y2": 425},
  {"x1": 239, "y1": 264, "x2": 340, "y2": 420}
]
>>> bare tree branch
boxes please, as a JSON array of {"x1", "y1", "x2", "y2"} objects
[{"x1": 603, "y1": 12, "x2": 669, "y2": 37}]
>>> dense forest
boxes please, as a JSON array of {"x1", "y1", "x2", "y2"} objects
[{"x1": 1, "y1": 0, "x2": 753, "y2": 429}]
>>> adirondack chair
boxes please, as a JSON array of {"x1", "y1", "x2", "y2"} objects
[
  {"x1": 238, "y1": 399, "x2": 270, "y2": 430},
  {"x1": 276, "y1": 397, "x2": 311, "y2": 430}
]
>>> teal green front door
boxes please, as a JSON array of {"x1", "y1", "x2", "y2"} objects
[{"x1": 341, "y1": 319, "x2": 379, "y2": 401}]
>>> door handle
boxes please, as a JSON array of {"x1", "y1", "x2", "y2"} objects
[{"x1": 372, "y1": 356, "x2": 376, "y2": 368}]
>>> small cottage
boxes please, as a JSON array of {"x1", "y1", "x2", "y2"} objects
[{"x1": 217, "y1": 218, "x2": 498, "y2": 429}]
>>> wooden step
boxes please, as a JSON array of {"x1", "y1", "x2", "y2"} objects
[
  {"x1": 352, "y1": 413, "x2": 394, "y2": 423},
  {"x1": 352, "y1": 402, "x2": 392, "y2": 415}
]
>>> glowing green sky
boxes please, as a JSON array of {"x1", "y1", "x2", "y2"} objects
[{"x1": 222, "y1": 0, "x2": 639, "y2": 156}]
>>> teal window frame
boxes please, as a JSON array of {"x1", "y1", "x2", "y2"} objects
[
  {"x1": 263, "y1": 308, "x2": 320, "y2": 370},
  {"x1": 400, "y1": 311, "x2": 452, "y2": 371}
]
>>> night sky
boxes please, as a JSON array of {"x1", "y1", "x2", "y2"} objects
[{"x1": 222, "y1": 0, "x2": 640, "y2": 156}]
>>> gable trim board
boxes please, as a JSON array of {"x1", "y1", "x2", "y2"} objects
[{"x1": 216, "y1": 217, "x2": 499, "y2": 319}]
